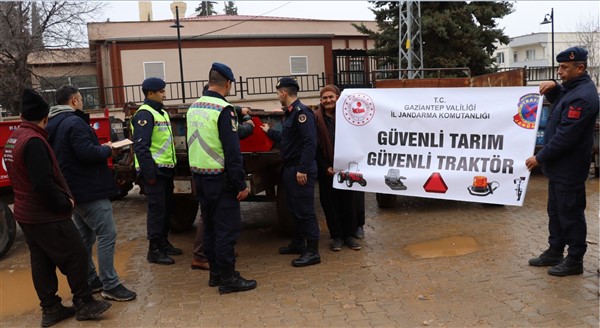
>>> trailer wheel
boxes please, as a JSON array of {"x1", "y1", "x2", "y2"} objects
[
  {"x1": 170, "y1": 195, "x2": 199, "y2": 232},
  {"x1": 0, "y1": 201, "x2": 16, "y2": 259},
  {"x1": 376, "y1": 193, "x2": 397, "y2": 208},
  {"x1": 276, "y1": 186, "x2": 294, "y2": 236}
]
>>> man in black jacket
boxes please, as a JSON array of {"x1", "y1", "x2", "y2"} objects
[
  {"x1": 46, "y1": 85, "x2": 136, "y2": 301},
  {"x1": 3, "y1": 88, "x2": 111, "y2": 326},
  {"x1": 526, "y1": 47, "x2": 600, "y2": 276}
]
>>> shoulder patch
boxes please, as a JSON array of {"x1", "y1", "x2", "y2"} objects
[
  {"x1": 298, "y1": 114, "x2": 307, "y2": 123},
  {"x1": 567, "y1": 106, "x2": 582, "y2": 119},
  {"x1": 138, "y1": 119, "x2": 148, "y2": 126},
  {"x1": 231, "y1": 119, "x2": 238, "y2": 132}
]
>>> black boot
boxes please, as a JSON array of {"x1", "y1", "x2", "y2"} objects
[
  {"x1": 74, "y1": 297, "x2": 111, "y2": 321},
  {"x1": 159, "y1": 238, "x2": 183, "y2": 256},
  {"x1": 548, "y1": 255, "x2": 584, "y2": 276},
  {"x1": 279, "y1": 240, "x2": 306, "y2": 255},
  {"x1": 528, "y1": 248, "x2": 564, "y2": 267},
  {"x1": 208, "y1": 271, "x2": 220, "y2": 287},
  {"x1": 147, "y1": 240, "x2": 175, "y2": 265},
  {"x1": 218, "y1": 271, "x2": 257, "y2": 294},
  {"x1": 41, "y1": 303, "x2": 75, "y2": 327},
  {"x1": 292, "y1": 239, "x2": 321, "y2": 267}
]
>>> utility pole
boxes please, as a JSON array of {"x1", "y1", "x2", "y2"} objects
[{"x1": 398, "y1": 1, "x2": 423, "y2": 79}]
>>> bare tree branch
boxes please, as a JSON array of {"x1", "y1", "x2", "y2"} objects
[{"x1": 0, "y1": 1, "x2": 104, "y2": 116}]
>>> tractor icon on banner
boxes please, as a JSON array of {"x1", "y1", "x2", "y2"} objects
[{"x1": 337, "y1": 161, "x2": 367, "y2": 188}]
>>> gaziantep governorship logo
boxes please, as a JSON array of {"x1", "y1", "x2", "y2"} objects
[{"x1": 342, "y1": 93, "x2": 375, "y2": 126}]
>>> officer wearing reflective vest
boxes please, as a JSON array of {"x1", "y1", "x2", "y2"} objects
[
  {"x1": 526, "y1": 47, "x2": 600, "y2": 276},
  {"x1": 131, "y1": 77, "x2": 182, "y2": 265},
  {"x1": 260, "y1": 77, "x2": 321, "y2": 268},
  {"x1": 187, "y1": 62, "x2": 255, "y2": 294}
]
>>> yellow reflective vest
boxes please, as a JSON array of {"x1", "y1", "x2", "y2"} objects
[
  {"x1": 187, "y1": 96, "x2": 237, "y2": 174},
  {"x1": 131, "y1": 104, "x2": 177, "y2": 170}
]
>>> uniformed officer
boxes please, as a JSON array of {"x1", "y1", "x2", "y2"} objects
[
  {"x1": 131, "y1": 77, "x2": 182, "y2": 265},
  {"x1": 526, "y1": 47, "x2": 599, "y2": 276},
  {"x1": 260, "y1": 77, "x2": 321, "y2": 267},
  {"x1": 187, "y1": 62, "x2": 256, "y2": 294}
]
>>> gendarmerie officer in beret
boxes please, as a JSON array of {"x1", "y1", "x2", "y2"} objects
[
  {"x1": 261, "y1": 77, "x2": 321, "y2": 267},
  {"x1": 187, "y1": 62, "x2": 256, "y2": 294},
  {"x1": 526, "y1": 47, "x2": 599, "y2": 276},
  {"x1": 131, "y1": 77, "x2": 182, "y2": 265}
]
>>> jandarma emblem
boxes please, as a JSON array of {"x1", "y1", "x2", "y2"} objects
[
  {"x1": 342, "y1": 93, "x2": 375, "y2": 126},
  {"x1": 513, "y1": 93, "x2": 540, "y2": 129}
]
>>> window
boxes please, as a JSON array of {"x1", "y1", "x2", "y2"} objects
[
  {"x1": 496, "y1": 52, "x2": 505, "y2": 64},
  {"x1": 144, "y1": 61, "x2": 165, "y2": 80},
  {"x1": 513, "y1": 52, "x2": 518, "y2": 62},
  {"x1": 349, "y1": 58, "x2": 365, "y2": 84},
  {"x1": 39, "y1": 75, "x2": 99, "y2": 109},
  {"x1": 526, "y1": 49, "x2": 536, "y2": 61},
  {"x1": 289, "y1": 56, "x2": 308, "y2": 75}
]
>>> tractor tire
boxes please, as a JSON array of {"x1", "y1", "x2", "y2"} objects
[
  {"x1": 170, "y1": 195, "x2": 199, "y2": 233},
  {"x1": 337, "y1": 173, "x2": 344, "y2": 183},
  {"x1": 359, "y1": 179, "x2": 367, "y2": 187},
  {"x1": 276, "y1": 185, "x2": 294, "y2": 237},
  {"x1": 0, "y1": 201, "x2": 16, "y2": 260},
  {"x1": 376, "y1": 193, "x2": 397, "y2": 208},
  {"x1": 346, "y1": 180, "x2": 353, "y2": 188}
]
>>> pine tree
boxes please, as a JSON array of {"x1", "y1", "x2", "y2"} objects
[
  {"x1": 223, "y1": 1, "x2": 238, "y2": 15},
  {"x1": 196, "y1": 1, "x2": 217, "y2": 16},
  {"x1": 354, "y1": 1, "x2": 513, "y2": 76}
]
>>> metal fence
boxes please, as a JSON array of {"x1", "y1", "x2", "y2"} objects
[{"x1": 37, "y1": 65, "x2": 589, "y2": 111}]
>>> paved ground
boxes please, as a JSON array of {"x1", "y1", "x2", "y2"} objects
[{"x1": 0, "y1": 173, "x2": 598, "y2": 327}]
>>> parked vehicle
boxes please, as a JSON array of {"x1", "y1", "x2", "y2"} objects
[
  {"x1": 120, "y1": 103, "x2": 293, "y2": 233},
  {"x1": 0, "y1": 112, "x2": 114, "y2": 259}
]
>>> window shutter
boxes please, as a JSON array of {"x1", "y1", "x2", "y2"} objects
[
  {"x1": 144, "y1": 62, "x2": 166, "y2": 80},
  {"x1": 290, "y1": 56, "x2": 308, "y2": 75}
]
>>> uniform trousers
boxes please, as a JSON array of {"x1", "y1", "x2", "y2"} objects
[
  {"x1": 282, "y1": 165, "x2": 320, "y2": 243},
  {"x1": 18, "y1": 219, "x2": 92, "y2": 308},
  {"x1": 142, "y1": 175, "x2": 174, "y2": 243},
  {"x1": 193, "y1": 173, "x2": 240, "y2": 277},
  {"x1": 547, "y1": 180, "x2": 587, "y2": 259}
]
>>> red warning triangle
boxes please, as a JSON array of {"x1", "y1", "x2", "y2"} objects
[{"x1": 423, "y1": 172, "x2": 448, "y2": 193}]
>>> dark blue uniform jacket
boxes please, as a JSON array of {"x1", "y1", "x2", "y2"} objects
[
  {"x1": 46, "y1": 110, "x2": 117, "y2": 203},
  {"x1": 266, "y1": 99, "x2": 317, "y2": 174},
  {"x1": 536, "y1": 73, "x2": 599, "y2": 185},
  {"x1": 132, "y1": 99, "x2": 175, "y2": 181}
]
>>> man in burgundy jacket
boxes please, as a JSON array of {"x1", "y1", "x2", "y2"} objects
[{"x1": 3, "y1": 88, "x2": 111, "y2": 327}]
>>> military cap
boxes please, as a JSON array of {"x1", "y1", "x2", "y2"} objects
[
  {"x1": 141, "y1": 77, "x2": 166, "y2": 91},
  {"x1": 276, "y1": 77, "x2": 299, "y2": 91},
  {"x1": 211, "y1": 62, "x2": 235, "y2": 82},
  {"x1": 20, "y1": 88, "x2": 49, "y2": 121},
  {"x1": 556, "y1": 47, "x2": 588, "y2": 63}
]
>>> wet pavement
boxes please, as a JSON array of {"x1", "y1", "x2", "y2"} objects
[{"x1": 0, "y1": 173, "x2": 598, "y2": 327}]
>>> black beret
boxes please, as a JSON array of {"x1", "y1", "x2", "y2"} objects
[
  {"x1": 20, "y1": 88, "x2": 49, "y2": 121},
  {"x1": 141, "y1": 77, "x2": 166, "y2": 91},
  {"x1": 276, "y1": 77, "x2": 299, "y2": 91},
  {"x1": 556, "y1": 47, "x2": 588, "y2": 63},
  {"x1": 211, "y1": 62, "x2": 235, "y2": 82}
]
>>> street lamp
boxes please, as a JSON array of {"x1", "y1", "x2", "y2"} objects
[
  {"x1": 540, "y1": 8, "x2": 554, "y2": 79},
  {"x1": 170, "y1": 6, "x2": 186, "y2": 102}
]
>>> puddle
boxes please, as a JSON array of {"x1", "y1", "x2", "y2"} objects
[
  {"x1": 0, "y1": 240, "x2": 137, "y2": 317},
  {"x1": 404, "y1": 236, "x2": 478, "y2": 259}
]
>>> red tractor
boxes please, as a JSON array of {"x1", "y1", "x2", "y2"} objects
[{"x1": 337, "y1": 161, "x2": 367, "y2": 188}]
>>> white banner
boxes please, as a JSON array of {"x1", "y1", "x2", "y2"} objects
[{"x1": 333, "y1": 87, "x2": 542, "y2": 206}]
